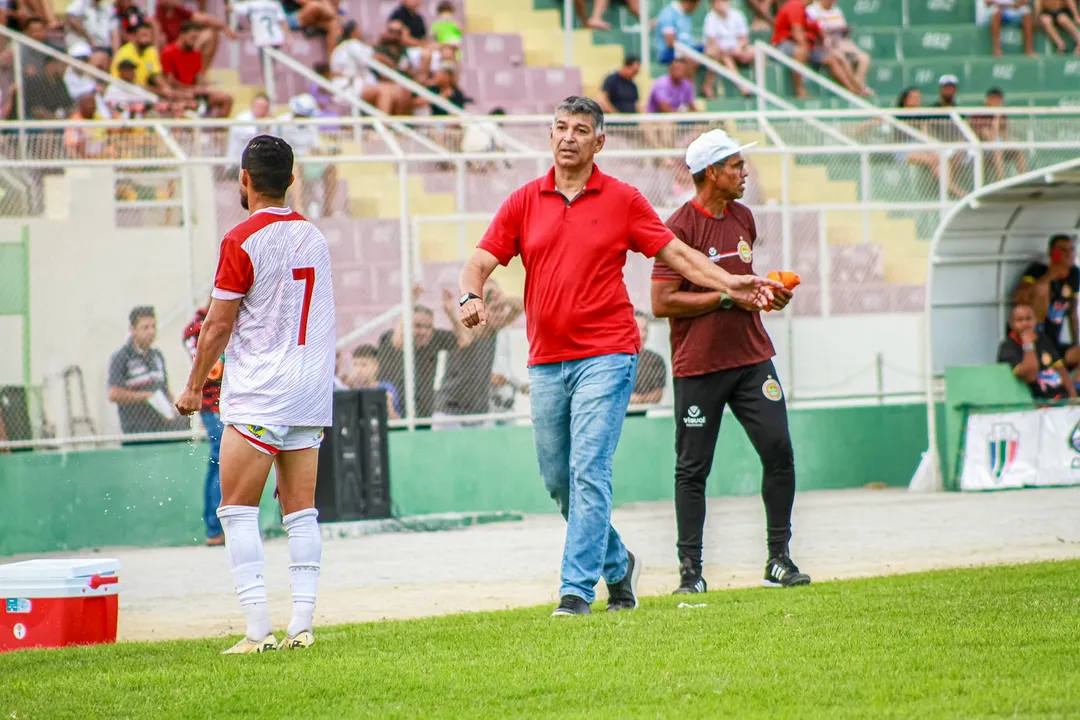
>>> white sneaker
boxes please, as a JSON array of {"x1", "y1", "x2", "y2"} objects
[{"x1": 221, "y1": 634, "x2": 277, "y2": 654}]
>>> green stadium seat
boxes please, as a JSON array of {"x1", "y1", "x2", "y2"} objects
[
  {"x1": 849, "y1": 27, "x2": 901, "y2": 60},
  {"x1": 838, "y1": 0, "x2": 903, "y2": 28},
  {"x1": 900, "y1": 26, "x2": 980, "y2": 60},
  {"x1": 1043, "y1": 56, "x2": 1080, "y2": 89},
  {"x1": 964, "y1": 58, "x2": 1041, "y2": 94},
  {"x1": 904, "y1": 60, "x2": 961, "y2": 94},
  {"x1": 987, "y1": 24, "x2": 1056, "y2": 55},
  {"x1": 906, "y1": 0, "x2": 977, "y2": 27},
  {"x1": 867, "y1": 61, "x2": 908, "y2": 99}
]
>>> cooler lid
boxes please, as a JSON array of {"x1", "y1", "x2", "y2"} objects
[{"x1": 0, "y1": 558, "x2": 120, "y2": 580}]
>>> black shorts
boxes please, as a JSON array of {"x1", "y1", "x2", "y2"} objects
[{"x1": 1041, "y1": 8, "x2": 1069, "y2": 21}]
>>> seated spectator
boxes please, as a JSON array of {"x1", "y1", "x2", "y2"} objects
[
  {"x1": 746, "y1": 0, "x2": 778, "y2": 29},
  {"x1": 108, "y1": 306, "x2": 191, "y2": 437},
  {"x1": 277, "y1": 93, "x2": 339, "y2": 218},
  {"x1": 160, "y1": 22, "x2": 233, "y2": 116},
  {"x1": 998, "y1": 303, "x2": 1076, "y2": 401},
  {"x1": 389, "y1": 0, "x2": 428, "y2": 47},
  {"x1": 655, "y1": 0, "x2": 703, "y2": 65},
  {"x1": 893, "y1": 87, "x2": 966, "y2": 198},
  {"x1": 970, "y1": 87, "x2": 1029, "y2": 181},
  {"x1": 646, "y1": 56, "x2": 696, "y2": 113},
  {"x1": 104, "y1": 58, "x2": 156, "y2": 117},
  {"x1": 598, "y1": 54, "x2": 641, "y2": 114},
  {"x1": 377, "y1": 301, "x2": 461, "y2": 419},
  {"x1": 1013, "y1": 234, "x2": 1080, "y2": 369},
  {"x1": 225, "y1": 92, "x2": 272, "y2": 169},
  {"x1": 574, "y1": 0, "x2": 641, "y2": 30},
  {"x1": 330, "y1": 20, "x2": 411, "y2": 115},
  {"x1": 115, "y1": 0, "x2": 152, "y2": 46},
  {"x1": 64, "y1": 42, "x2": 111, "y2": 117},
  {"x1": 281, "y1": 0, "x2": 342, "y2": 55},
  {"x1": 15, "y1": 17, "x2": 51, "y2": 77},
  {"x1": 20, "y1": 52, "x2": 73, "y2": 119},
  {"x1": 807, "y1": 0, "x2": 871, "y2": 96},
  {"x1": 774, "y1": 0, "x2": 862, "y2": 98},
  {"x1": 155, "y1": 0, "x2": 237, "y2": 69},
  {"x1": 631, "y1": 311, "x2": 667, "y2": 405},
  {"x1": 348, "y1": 344, "x2": 400, "y2": 419},
  {"x1": 230, "y1": 0, "x2": 291, "y2": 49},
  {"x1": 110, "y1": 22, "x2": 162, "y2": 88},
  {"x1": 702, "y1": 0, "x2": 753, "y2": 98},
  {"x1": 3, "y1": 0, "x2": 57, "y2": 32},
  {"x1": 430, "y1": 1, "x2": 463, "y2": 45},
  {"x1": 1037, "y1": 0, "x2": 1080, "y2": 53},
  {"x1": 433, "y1": 283, "x2": 523, "y2": 429},
  {"x1": 64, "y1": 92, "x2": 108, "y2": 157},
  {"x1": 64, "y1": 0, "x2": 115, "y2": 51},
  {"x1": 374, "y1": 18, "x2": 416, "y2": 78},
  {"x1": 425, "y1": 62, "x2": 470, "y2": 115},
  {"x1": 985, "y1": 0, "x2": 1035, "y2": 56}
]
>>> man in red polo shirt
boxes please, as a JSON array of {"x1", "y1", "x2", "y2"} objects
[
  {"x1": 652, "y1": 129, "x2": 810, "y2": 595},
  {"x1": 161, "y1": 22, "x2": 233, "y2": 116},
  {"x1": 457, "y1": 96, "x2": 781, "y2": 617},
  {"x1": 772, "y1": 0, "x2": 820, "y2": 98}
]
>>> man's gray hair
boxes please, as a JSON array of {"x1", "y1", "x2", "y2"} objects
[{"x1": 552, "y1": 96, "x2": 605, "y2": 135}]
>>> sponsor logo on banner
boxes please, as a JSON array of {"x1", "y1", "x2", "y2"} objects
[
  {"x1": 987, "y1": 423, "x2": 1020, "y2": 482},
  {"x1": 683, "y1": 405, "x2": 707, "y2": 428}
]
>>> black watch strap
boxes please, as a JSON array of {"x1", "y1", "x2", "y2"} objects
[{"x1": 458, "y1": 292, "x2": 482, "y2": 307}]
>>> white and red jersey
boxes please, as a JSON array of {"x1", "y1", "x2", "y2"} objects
[{"x1": 212, "y1": 206, "x2": 336, "y2": 428}]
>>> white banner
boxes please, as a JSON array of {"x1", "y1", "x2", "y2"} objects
[
  {"x1": 1035, "y1": 406, "x2": 1080, "y2": 487},
  {"x1": 960, "y1": 412, "x2": 1041, "y2": 491}
]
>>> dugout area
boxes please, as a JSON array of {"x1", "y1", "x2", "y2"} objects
[{"x1": 921, "y1": 157, "x2": 1080, "y2": 491}]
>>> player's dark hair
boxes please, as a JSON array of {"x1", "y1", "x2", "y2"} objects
[
  {"x1": 352, "y1": 344, "x2": 379, "y2": 359},
  {"x1": 1049, "y1": 234, "x2": 1074, "y2": 250},
  {"x1": 129, "y1": 305, "x2": 155, "y2": 327},
  {"x1": 241, "y1": 135, "x2": 294, "y2": 199}
]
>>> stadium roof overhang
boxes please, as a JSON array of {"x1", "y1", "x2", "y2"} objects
[{"x1": 920, "y1": 157, "x2": 1080, "y2": 489}]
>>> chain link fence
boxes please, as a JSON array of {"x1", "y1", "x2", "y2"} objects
[{"x1": 2, "y1": 109, "x2": 1080, "y2": 446}]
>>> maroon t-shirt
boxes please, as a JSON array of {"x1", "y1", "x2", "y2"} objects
[
  {"x1": 156, "y1": 3, "x2": 193, "y2": 44},
  {"x1": 651, "y1": 199, "x2": 775, "y2": 377}
]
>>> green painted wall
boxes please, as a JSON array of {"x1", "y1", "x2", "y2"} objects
[{"x1": 0, "y1": 404, "x2": 930, "y2": 557}]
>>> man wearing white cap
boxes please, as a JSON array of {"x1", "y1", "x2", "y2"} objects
[
  {"x1": 651, "y1": 128, "x2": 810, "y2": 594},
  {"x1": 63, "y1": 42, "x2": 112, "y2": 119}
]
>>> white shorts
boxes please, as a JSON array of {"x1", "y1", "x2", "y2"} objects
[{"x1": 230, "y1": 423, "x2": 325, "y2": 455}]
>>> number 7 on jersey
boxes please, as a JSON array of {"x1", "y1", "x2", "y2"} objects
[{"x1": 292, "y1": 267, "x2": 315, "y2": 345}]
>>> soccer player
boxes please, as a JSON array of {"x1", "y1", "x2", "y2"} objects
[
  {"x1": 651, "y1": 129, "x2": 810, "y2": 594},
  {"x1": 457, "y1": 97, "x2": 780, "y2": 616},
  {"x1": 175, "y1": 135, "x2": 336, "y2": 653}
]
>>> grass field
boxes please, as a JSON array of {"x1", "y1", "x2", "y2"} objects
[{"x1": 3, "y1": 560, "x2": 1080, "y2": 719}]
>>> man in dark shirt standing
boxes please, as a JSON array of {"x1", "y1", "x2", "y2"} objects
[
  {"x1": 108, "y1": 305, "x2": 190, "y2": 436},
  {"x1": 998, "y1": 303, "x2": 1076, "y2": 401},
  {"x1": 377, "y1": 304, "x2": 459, "y2": 419},
  {"x1": 652, "y1": 129, "x2": 809, "y2": 594},
  {"x1": 598, "y1": 55, "x2": 641, "y2": 115},
  {"x1": 1013, "y1": 234, "x2": 1080, "y2": 369}
]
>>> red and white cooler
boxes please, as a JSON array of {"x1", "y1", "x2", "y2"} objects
[{"x1": 0, "y1": 558, "x2": 120, "y2": 653}]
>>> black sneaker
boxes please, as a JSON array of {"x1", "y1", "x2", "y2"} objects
[
  {"x1": 551, "y1": 595, "x2": 591, "y2": 616},
  {"x1": 606, "y1": 551, "x2": 640, "y2": 612},
  {"x1": 762, "y1": 555, "x2": 811, "y2": 588},
  {"x1": 673, "y1": 557, "x2": 707, "y2": 595}
]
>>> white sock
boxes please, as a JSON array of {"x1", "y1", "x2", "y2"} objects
[
  {"x1": 283, "y1": 507, "x2": 321, "y2": 637},
  {"x1": 217, "y1": 505, "x2": 273, "y2": 641}
]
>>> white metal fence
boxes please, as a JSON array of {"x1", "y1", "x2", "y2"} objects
[{"x1": 0, "y1": 108, "x2": 1077, "y2": 449}]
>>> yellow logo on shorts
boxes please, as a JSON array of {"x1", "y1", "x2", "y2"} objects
[
  {"x1": 737, "y1": 239, "x2": 753, "y2": 263},
  {"x1": 762, "y1": 378, "x2": 783, "y2": 402},
  {"x1": 247, "y1": 425, "x2": 267, "y2": 437}
]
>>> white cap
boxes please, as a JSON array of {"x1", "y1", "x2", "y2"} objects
[
  {"x1": 938, "y1": 74, "x2": 959, "y2": 86},
  {"x1": 68, "y1": 41, "x2": 92, "y2": 58},
  {"x1": 289, "y1": 93, "x2": 318, "y2": 117},
  {"x1": 685, "y1": 129, "x2": 757, "y2": 174}
]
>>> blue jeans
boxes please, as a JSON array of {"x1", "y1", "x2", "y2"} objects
[
  {"x1": 201, "y1": 410, "x2": 224, "y2": 538},
  {"x1": 528, "y1": 353, "x2": 638, "y2": 603}
]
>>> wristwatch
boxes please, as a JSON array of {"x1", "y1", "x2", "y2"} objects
[{"x1": 458, "y1": 292, "x2": 481, "y2": 307}]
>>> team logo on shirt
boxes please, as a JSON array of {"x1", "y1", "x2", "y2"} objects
[
  {"x1": 762, "y1": 377, "x2": 783, "y2": 401},
  {"x1": 683, "y1": 405, "x2": 707, "y2": 428},
  {"x1": 737, "y1": 239, "x2": 752, "y2": 263}
]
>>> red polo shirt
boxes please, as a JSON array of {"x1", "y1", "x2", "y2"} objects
[
  {"x1": 160, "y1": 42, "x2": 203, "y2": 86},
  {"x1": 772, "y1": 0, "x2": 819, "y2": 45},
  {"x1": 478, "y1": 165, "x2": 674, "y2": 366}
]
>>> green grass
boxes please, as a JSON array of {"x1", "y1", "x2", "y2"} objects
[{"x1": 4, "y1": 561, "x2": 1080, "y2": 719}]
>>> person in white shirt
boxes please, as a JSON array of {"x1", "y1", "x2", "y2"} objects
[
  {"x1": 329, "y1": 20, "x2": 411, "y2": 115},
  {"x1": 277, "y1": 93, "x2": 340, "y2": 219},
  {"x1": 231, "y1": 0, "x2": 291, "y2": 50},
  {"x1": 65, "y1": 0, "x2": 115, "y2": 50},
  {"x1": 176, "y1": 134, "x2": 337, "y2": 654},
  {"x1": 225, "y1": 93, "x2": 274, "y2": 170},
  {"x1": 702, "y1": 0, "x2": 753, "y2": 98},
  {"x1": 64, "y1": 42, "x2": 113, "y2": 117},
  {"x1": 807, "y1": 0, "x2": 871, "y2": 96}
]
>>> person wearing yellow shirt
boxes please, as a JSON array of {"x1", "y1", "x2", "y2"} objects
[{"x1": 111, "y1": 23, "x2": 164, "y2": 88}]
